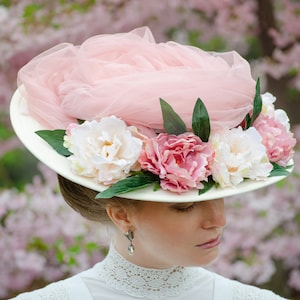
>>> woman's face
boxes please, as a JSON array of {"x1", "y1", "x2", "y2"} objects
[{"x1": 124, "y1": 198, "x2": 226, "y2": 269}]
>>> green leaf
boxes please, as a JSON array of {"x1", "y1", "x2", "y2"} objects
[
  {"x1": 68, "y1": 245, "x2": 80, "y2": 254},
  {"x1": 85, "y1": 242, "x2": 99, "y2": 252},
  {"x1": 56, "y1": 250, "x2": 64, "y2": 264},
  {"x1": 67, "y1": 256, "x2": 77, "y2": 266},
  {"x1": 153, "y1": 182, "x2": 161, "y2": 191},
  {"x1": 35, "y1": 130, "x2": 72, "y2": 157},
  {"x1": 27, "y1": 237, "x2": 49, "y2": 251},
  {"x1": 245, "y1": 113, "x2": 251, "y2": 129},
  {"x1": 192, "y1": 98, "x2": 210, "y2": 142},
  {"x1": 96, "y1": 172, "x2": 160, "y2": 199},
  {"x1": 198, "y1": 176, "x2": 215, "y2": 195},
  {"x1": 23, "y1": 3, "x2": 43, "y2": 19},
  {"x1": 249, "y1": 78, "x2": 262, "y2": 126},
  {"x1": 160, "y1": 98, "x2": 187, "y2": 135},
  {"x1": 269, "y1": 162, "x2": 292, "y2": 177}
]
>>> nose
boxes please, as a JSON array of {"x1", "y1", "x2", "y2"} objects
[{"x1": 201, "y1": 198, "x2": 226, "y2": 229}]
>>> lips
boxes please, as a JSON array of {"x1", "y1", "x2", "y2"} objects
[{"x1": 196, "y1": 235, "x2": 222, "y2": 249}]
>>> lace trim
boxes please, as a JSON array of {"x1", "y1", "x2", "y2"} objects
[{"x1": 94, "y1": 245, "x2": 199, "y2": 299}]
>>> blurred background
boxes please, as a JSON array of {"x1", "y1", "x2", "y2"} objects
[{"x1": 0, "y1": 0, "x2": 299, "y2": 299}]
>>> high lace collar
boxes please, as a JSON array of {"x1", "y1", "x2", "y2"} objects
[{"x1": 93, "y1": 244, "x2": 200, "y2": 299}]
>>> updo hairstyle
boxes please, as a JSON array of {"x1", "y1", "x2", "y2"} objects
[{"x1": 57, "y1": 175, "x2": 141, "y2": 224}]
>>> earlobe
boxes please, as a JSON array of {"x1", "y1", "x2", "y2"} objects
[{"x1": 106, "y1": 205, "x2": 133, "y2": 232}]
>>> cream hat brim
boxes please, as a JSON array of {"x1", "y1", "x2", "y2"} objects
[{"x1": 10, "y1": 89, "x2": 291, "y2": 203}]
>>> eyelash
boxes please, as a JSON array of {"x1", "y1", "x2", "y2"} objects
[{"x1": 175, "y1": 203, "x2": 197, "y2": 212}]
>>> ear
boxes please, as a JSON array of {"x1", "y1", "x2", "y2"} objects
[{"x1": 106, "y1": 204, "x2": 134, "y2": 232}]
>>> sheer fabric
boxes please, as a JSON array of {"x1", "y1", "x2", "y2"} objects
[{"x1": 18, "y1": 27, "x2": 255, "y2": 137}]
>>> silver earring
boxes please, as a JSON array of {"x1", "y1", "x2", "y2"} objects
[{"x1": 124, "y1": 229, "x2": 135, "y2": 256}]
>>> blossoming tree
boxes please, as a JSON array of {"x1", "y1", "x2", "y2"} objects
[{"x1": 1, "y1": 0, "x2": 300, "y2": 299}]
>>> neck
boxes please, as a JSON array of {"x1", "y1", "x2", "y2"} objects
[
  {"x1": 113, "y1": 234, "x2": 174, "y2": 269},
  {"x1": 93, "y1": 244, "x2": 201, "y2": 299}
]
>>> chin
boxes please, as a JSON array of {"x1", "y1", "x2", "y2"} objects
[
  {"x1": 179, "y1": 258, "x2": 219, "y2": 268},
  {"x1": 186, "y1": 250, "x2": 220, "y2": 267},
  {"x1": 204, "y1": 255, "x2": 219, "y2": 266}
]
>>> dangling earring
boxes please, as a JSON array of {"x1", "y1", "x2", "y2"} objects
[{"x1": 124, "y1": 229, "x2": 135, "y2": 256}]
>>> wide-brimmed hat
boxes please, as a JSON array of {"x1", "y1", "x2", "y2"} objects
[{"x1": 10, "y1": 27, "x2": 296, "y2": 202}]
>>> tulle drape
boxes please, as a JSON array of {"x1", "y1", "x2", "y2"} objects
[{"x1": 18, "y1": 27, "x2": 255, "y2": 136}]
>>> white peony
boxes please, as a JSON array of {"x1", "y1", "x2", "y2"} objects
[
  {"x1": 261, "y1": 92, "x2": 291, "y2": 130},
  {"x1": 261, "y1": 92, "x2": 277, "y2": 116},
  {"x1": 64, "y1": 116, "x2": 143, "y2": 185},
  {"x1": 274, "y1": 109, "x2": 291, "y2": 131},
  {"x1": 211, "y1": 127, "x2": 273, "y2": 188}
]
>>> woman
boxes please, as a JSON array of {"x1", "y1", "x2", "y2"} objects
[{"x1": 10, "y1": 27, "x2": 295, "y2": 299}]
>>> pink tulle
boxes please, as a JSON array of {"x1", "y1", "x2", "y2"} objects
[{"x1": 18, "y1": 27, "x2": 255, "y2": 136}]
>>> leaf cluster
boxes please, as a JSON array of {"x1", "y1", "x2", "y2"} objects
[{"x1": 35, "y1": 79, "x2": 292, "y2": 198}]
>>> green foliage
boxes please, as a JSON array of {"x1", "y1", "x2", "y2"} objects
[
  {"x1": 190, "y1": 32, "x2": 227, "y2": 52},
  {"x1": 36, "y1": 129, "x2": 72, "y2": 157},
  {"x1": 23, "y1": 3, "x2": 44, "y2": 20},
  {"x1": 85, "y1": 242, "x2": 99, "y2": 252},
  {"x1": 96, "y1": 172, "x2": 160, "y2": 199},
  {"x1": 192, "y1": 98, "x2": 210, "y2": 142},
  {"x1": 0, "y1": 148, "x2": 40, "y2": 191},
  {"x1": 295, "y1": 214, "x2": 300, "y2": 228},
  {"x1": 21, "y1": 0, "x2": 97, "y2": 32},
  {"x1": 160, "y1": 98, "x2": 187, "y2": 135},
  {"x1": 198, "y1": 176, "x2": 215, "y2": 195},
  {"x1": 0, "y1": 0, "x2": 12, "y2": 7},
  {"x1": 270, "y1": 162, "x2": 293, "y2": 177},
  {"x1": 250, "y1": 78, "x2": 263, "y2": 125},
  {"x1": 244, "y1": 78, "x2": 262, "y2": 128},
  {"x1": 0, "y1": 124, "x2": 14, "y2": 141},
  {"x1": 69, "y1": 0, "x2": 96, "y2": 13},
  {"x1": 0, "y1": 115, "x2": 40, "y2": 190},
  {"x1": 0, "y1": 113, "x2": 15, "y2": 141},
  {"x1": 166, "y1": 28, "x2": 227, "y2": 52},
  {"x1": 22, "y1": 3, "x2": 56, "y2": 31},
  {"x1": 245, "y1": 36, "x2": 263, "y2": 60},
  {"x1": 53, "y1": 235, "x2": 101, "y2": 266},
  {"x1": 28, "y1": 237, "x2": 49, "y2": 252}
]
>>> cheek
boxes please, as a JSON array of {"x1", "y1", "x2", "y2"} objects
[{"x1": 134, "y1": 212, "x2": 196, "y2": 247}]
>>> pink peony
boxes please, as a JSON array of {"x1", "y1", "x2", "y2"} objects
[
  {"x1": 138, "y1": 132, "x2": 214, "y2": 193},
  {"x1": 254, "y1": 115, "x2": 296, "y2": 167}
]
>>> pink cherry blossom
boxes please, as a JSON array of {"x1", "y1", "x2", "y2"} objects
[
  {"x1": 254, "y1": 115, "x2": 296, "y2": 167},
  {"x1": 138, "y1": 132, "x2": 214, "y2": 193},
  {"x1": 1, "y1": 2, "x2": 300, "y2": 297},
  {"x1": 289, "y1": 270, "x2": 300, "y2": 291}
]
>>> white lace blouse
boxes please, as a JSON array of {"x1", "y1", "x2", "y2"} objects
[{"x1": 11, "y1": 245, "x2": 287, "y2": 300}]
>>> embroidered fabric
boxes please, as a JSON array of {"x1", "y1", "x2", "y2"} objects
[{"x1": 93, "y1": 245, "x2": 199, "y2": 299}]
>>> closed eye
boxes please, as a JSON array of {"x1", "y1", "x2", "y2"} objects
[{"x1": 172, "y1": 202, "x2": 198, "y2": 213}]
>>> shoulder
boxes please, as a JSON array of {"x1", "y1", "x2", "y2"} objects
[
  {"x1": 9, "y1": 280, "x2": 69, "y2": 300},
  {"x1": 9, "y1": 269, "x2": 95, "y2": 300},
  {"x1": 215, "y1": 274, "x2": 288, "y2": 300},
  {"x1": 189, "y1": 268, "x2": 287, "y2": 300}
]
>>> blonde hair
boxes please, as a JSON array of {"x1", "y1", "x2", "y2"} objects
[{"x1": 57, "y1": 175, "x2": 140, "y2": 224}]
